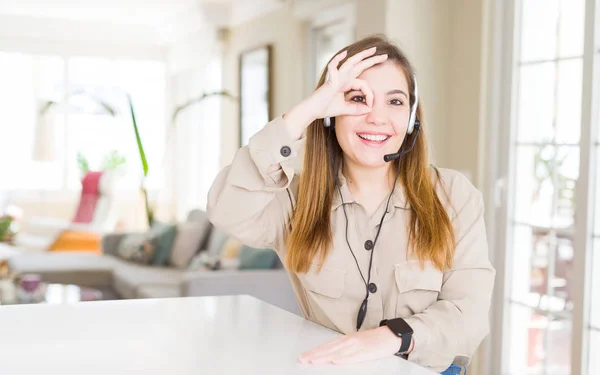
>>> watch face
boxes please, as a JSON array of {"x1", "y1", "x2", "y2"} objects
[{"x1": 388, "y1": 318, "x2": 414, "y2": 336}]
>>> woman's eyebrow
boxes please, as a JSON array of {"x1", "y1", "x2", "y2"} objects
[{"x1": 387, "y1": 89, "x2": 408, "y2": 98}]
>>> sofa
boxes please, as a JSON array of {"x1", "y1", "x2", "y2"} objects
[{"x1": 8, "y1": 210, "x2": 301, "y2": 315}]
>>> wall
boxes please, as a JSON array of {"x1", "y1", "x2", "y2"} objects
[
  {"x1": 447, "y1": 0, "x2": 486, "y2": 187},
  {"x1": 384, "y1": 0, "x2": 451, "y2": 168},
  {"x1": 220, "y1": 3, "x2": 308, "y2": 167},
  {"x1": 355, "y1": 0, "x2": 387, "y2": 37}
]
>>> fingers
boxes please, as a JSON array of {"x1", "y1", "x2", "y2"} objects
[
  {"x1": 326, "y1": 47, "x2": 385, "y2": 89},
  {"x1": 351, "y1": 54, "x2": 388, "y2": 78},
  {"x1": 326, "y1": 50, "x2": 348, "y2": 83},
  {"x1": 341, "y1": 46, "x2": 377, "y2": 68}
]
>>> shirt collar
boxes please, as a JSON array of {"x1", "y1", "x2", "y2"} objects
[{"x1": 331, "y1": 168, "x2": 410, "y2": 211}]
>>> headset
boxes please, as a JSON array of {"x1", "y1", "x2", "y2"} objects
[{"x1": 325, "y1": 73, "x2": 421, "y2": 331}]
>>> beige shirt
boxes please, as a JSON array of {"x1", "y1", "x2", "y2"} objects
[{"x1": 207, "y1": 117, "x2": 495, "y2": 372}]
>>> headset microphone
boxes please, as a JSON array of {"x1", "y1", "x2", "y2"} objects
[{"x1": 382, "y1": 120, "x2": 420, "y2": 162}]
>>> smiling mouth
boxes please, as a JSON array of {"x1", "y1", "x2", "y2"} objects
[{"x1": 357, "y1": 133, "x2": 391, "y2": 143}]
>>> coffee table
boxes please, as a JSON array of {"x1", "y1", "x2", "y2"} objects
[{"x1": 0, "y1": 282, "x2": 104, "y2": 305}]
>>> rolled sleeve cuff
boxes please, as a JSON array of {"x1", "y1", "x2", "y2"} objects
[
  {"x1": 403, "y1": 316, "x2": 455, "y2": 373},
  {"x1": 248, "y1": 116, "x2": 305, "y2": 188}
]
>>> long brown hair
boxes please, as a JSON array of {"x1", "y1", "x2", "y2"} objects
[{"x1": 286, "y1": 35, "x2": 455, "y2": 273}]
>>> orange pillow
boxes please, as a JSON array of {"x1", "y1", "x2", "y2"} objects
[{"x1": 48, "y1": 230, "x2": 101, "y2": 253}]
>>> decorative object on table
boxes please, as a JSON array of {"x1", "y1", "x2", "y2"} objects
[
  {"x1": 0, "y1": 278, "x2": 16, "y2": 304},
  {"x1": 0, "y1": 215, "x2": 15, "y2": 244},
  {"x1": 1, "y1": 281, "x2": 104, "y2": 305},
  {"x1": 15, "y1": 273, "x2": 45, "y2": 304},
  {"x1": 239, "y1": 44, "x2": 272, "y2": 147}
]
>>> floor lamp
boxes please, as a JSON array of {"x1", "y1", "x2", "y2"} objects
[{"x1": 32, "y1": 102, "x2": 59, "y2": 217}]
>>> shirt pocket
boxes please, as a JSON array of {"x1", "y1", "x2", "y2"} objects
[
  {"x1": 394, "y1": 260, "x2": 443, "y2": 317},
  {"x1": 300, "y1": 264, "x2": 346, "y2": 299}
]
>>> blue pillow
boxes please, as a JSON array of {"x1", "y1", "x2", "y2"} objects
[
  {"x1": 237, "y1": 246, "x2": 278, "y2": 270},
  {"x1": 149, "y1": 221, "x2": 177, "y2": 266}
]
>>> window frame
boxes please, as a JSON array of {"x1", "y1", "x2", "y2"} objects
[{"x1": 484, "y1": 0, "x2": 600, "y2": 374}]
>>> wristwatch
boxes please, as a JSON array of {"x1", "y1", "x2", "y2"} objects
[{"x1": 380, "y1": 318, "x2": 413, "y2": 358}]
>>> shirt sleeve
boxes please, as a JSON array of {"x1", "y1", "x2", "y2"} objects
[{"x1": 207, "y1": 116, "x2": 305, "y2": 251}]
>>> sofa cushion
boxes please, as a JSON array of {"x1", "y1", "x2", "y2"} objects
[
  {"x1": 169, "y1": 221, "x2": 210, "y2": 269},
  {"x1": 8, "y1": 252, "x2": 119, "y2": 287},
  {"x1": 115, "y1": 233, "x2": 156, "y2": 264},
  {"x1": 149, "y1": 221, "x2": 177, "y2": 266},
  {"x1": 111, "y1": 256, "x2": 184, "y2": 299},
  {"x1": 238, "y1": 246, "x2": 279, "y2": 270},
  {"x1": 136, "y1": 285, "x2": 181, "y2": 299},
  {"x1": 205, "y1": 227, "x2": 229, "y2": 258}
]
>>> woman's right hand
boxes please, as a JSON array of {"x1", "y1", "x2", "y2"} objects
[{"x1": 284, "y1": 47, "x2": 388, "y2": 140}]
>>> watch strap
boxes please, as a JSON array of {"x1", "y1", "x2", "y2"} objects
[{"x1": 380, "y1": 318, "x2": 412, "y2": 356}]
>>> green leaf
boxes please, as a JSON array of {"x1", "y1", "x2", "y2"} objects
[{"x1": 127, "y1": 94, "x2": 148, "y2": 177}]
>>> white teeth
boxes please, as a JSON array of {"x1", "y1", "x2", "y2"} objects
[{"x1": 358, "y1": 134, "x2": 389, "y2": 142}]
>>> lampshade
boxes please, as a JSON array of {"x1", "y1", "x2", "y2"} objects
[{"x1": 32, "y1": 106, "x2": 57, "y2": 162}]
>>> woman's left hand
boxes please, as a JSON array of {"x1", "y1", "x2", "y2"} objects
[{"x1": 298, "y1": 326, "x2": 407, "y2": 365}]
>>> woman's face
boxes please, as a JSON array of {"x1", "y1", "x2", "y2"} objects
[{"x1": 335, "y1": 60, "x2": 411, "y2": 168}]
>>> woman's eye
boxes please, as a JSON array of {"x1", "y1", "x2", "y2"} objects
[
  {"x1": 390, "y1": 99, "x2": 404, "y2": 106},
  {"x1": 351, "y1": 96, "x2": 366, "y2": 103}
]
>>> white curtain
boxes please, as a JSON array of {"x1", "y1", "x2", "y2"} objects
[{"x1": 154, "y1": 30, "x2": 224, "y2": 222}]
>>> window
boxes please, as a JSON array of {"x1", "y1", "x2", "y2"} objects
[
  {"x1": 496, "y1": 0, "x2": 599, "y2": 374},
  {"x1": 311, "y1": 22, "x2": 355, "y2": 86},
  {"x1": 589, "y1": 39, "x2": 600, "y2": 373},
  {"x1": 65, "y1": 57, "x2": 166, "y2": 191},
  {"x1": 306, "y1": 4, "x2": 355, "y2": 95},
  {"x1": 0, "y1": 52, "x2": 166, "y2": 192}
]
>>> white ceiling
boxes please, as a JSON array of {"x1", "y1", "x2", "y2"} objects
[
  {"x1": 0, "y1": 0, "x2": 227, "y2": 26},
  {"x1": 0, "y1": 0, "x2": 290, "y2": 46}
]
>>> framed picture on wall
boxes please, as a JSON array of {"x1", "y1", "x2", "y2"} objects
[{"x1": 239, "y1": 45, "x2": 272, "y2": 147}]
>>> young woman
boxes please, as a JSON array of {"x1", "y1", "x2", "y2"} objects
[{"x1": 207, "y1": 35, "x2": 495, "y2": 374}]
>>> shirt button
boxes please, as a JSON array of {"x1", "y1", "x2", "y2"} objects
[
  {"x1": 364, "y1": 240, "x2": 373, "y2": 250},
  {"x1": 368, "y1": 283, "x2": 377, "y2": 293},
  {"x1": 280, "y1": 146, "x2": 291, "y2": 157}
]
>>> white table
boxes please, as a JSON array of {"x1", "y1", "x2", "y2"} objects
[
  {"x1": 0, "y1": 242, "x2": 20, "y2": 261},
  {"x1": 0, "y1": 295, "x2": 438, "y2": 375}
]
